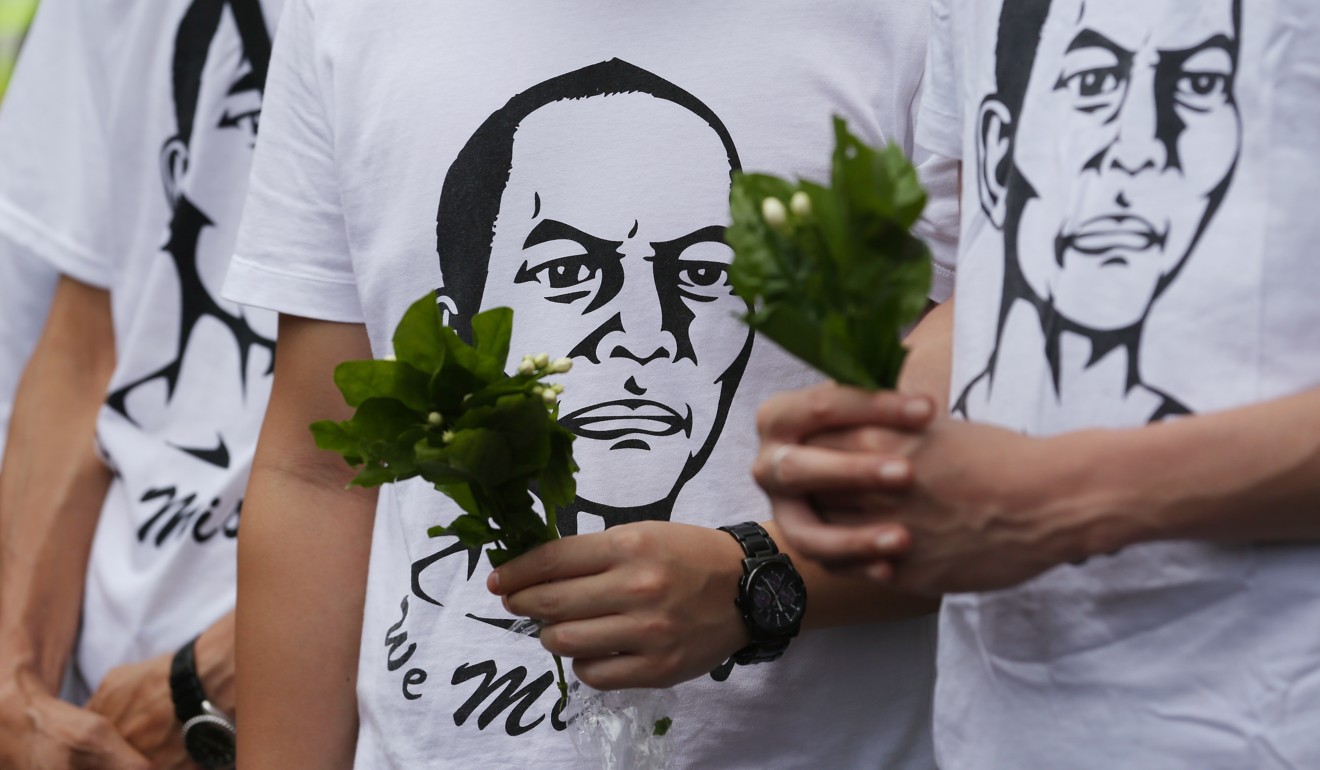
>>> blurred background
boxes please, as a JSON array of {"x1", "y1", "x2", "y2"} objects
[{"x1": 0, "y1": 0, "x2": 37, "y2": 102}]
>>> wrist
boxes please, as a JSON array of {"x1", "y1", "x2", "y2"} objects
[
  {"x1": 0, "y1": 640, "x2": 59, "y2": 697},
  {"x1": 711, "y1": 527, "x2": 753, "y2": 653},
  {"x1": 1032, "y1": 429, "x2": 1159, "y2": 563},
  {"x1": 194, "y1": 616, "x2": 236, "y2": 715}
]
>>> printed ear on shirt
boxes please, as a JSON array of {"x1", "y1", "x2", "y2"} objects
[
  {"x1": 435, "y1": 287, "x2": 460, "y2": 330},
  {"x1": 160, "y1": 136, "x2": 189, "y2": 208},
  {"x1": 976, "y1": 96, "x2": 1013, "y2": 230}
]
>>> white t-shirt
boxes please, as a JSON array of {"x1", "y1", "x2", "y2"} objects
[
  {"x1": 919, "y1": 0, "x2": 1320, "y2": 767},
  {"x1": 226, "y1": 1, "x2": 957, "y2": 767},
  {"x1": 0, "y1": 5, "x2": 67, "y2": 466},
  {"x1": 0, "y1": 0, "x2": 281, "y2": 691}
]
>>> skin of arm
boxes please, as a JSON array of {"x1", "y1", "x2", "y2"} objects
[
  {"x1": 235, "y1": 314, "x2": 377, "y2": 770},
  {"x1": 487, "y1": 302, "x2": 953, "y2": 691},
  {"x1": 0, "y1": 276, "x2": 152, "y2": 770}
]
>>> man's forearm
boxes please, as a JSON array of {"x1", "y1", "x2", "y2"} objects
[
  {"x1": 1057, "y1": 385, "x2": 1320, "y2": 556},
  {"x1": 0, "y1": 277, "x2": 115, "y2": 691}
]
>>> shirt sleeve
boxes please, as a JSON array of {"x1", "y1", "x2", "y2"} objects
[
  {"x1": 0, "y1": 0, "x2": 116, "y2": 288},
  {"x1": 914, "y1": 0, "x2": 961, "y2": 162},
  {"x1": 222, "y1": 0, "x2": 363, "y2": 323}
]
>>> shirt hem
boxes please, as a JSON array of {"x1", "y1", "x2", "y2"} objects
[
  {"x1": 0, "y1": 196, "x2": 113, "y2": 288},
  {"x1": 223, "y1": 254, "x2": 366, "y2": 323}
]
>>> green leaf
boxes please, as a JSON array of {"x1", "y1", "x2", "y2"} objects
[
  {"x1": 431, "y1": 514, "x2": 500, "y2": 548},
  {"x1": 537, "y1": 425, "x2": 578, "y2": 514},
  {"x1": 653, "y1": 717, "x2": 673, "y2": 737},
  {"x1": 310, "y1": 420, "x2": 362, "y2": 466},
  {"x1": 392, "y1": 294, "x2": 448, "y2": 374},
  {"x1": 333, "y1": 360, "x2": 432, "y2": 411},
  {"x1": 470, "y1": 307, "x2": 514, "y2": 379},
  {"x1": 444, "y1": 428, "x2": 513, "y2": 488},
  {"x1": 436, "y1": 482, "x2": 482, "y2": 517}
]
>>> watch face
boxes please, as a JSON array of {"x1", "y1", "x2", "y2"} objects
[
  {"x1": 747, "y1": 561, "x2": 806, "y2": 633},
  {"x1": 185, "y1": 719, "x2": 236, "y2": 770}
]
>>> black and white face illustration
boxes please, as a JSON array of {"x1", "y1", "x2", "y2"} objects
[
  {"x1": 107, "y1": 0, "x2": 274, "y2": 468},
  {"x1": 436, "y1": 60, "x2": 751, "y2": 526},
  {"x1": 981, "y1": 0, "x2": 1242, "y2": 331},
  {"x1": 161, "y1": 4, "x2": 265, "y2": 312}
]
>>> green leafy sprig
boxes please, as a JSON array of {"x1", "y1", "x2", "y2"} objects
[
  {"x1": 726, "y1": 117, "x2": 932, "y2": 390},
  {"x1": 310, "y1": 294, "x2": 578, "y2": 703}
]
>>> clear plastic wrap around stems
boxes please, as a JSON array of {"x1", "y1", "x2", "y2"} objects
[
  {"x1": 507, "y1": 619, "x2": 676, "y2": 770},
  {"x1": 563, "y1": 675, "x2": 676, "y2": 770}
]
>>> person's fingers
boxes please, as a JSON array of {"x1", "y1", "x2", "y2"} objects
[
  {"x1": 828, "y1": 560, "x2": 899, "y2": 583},
  {"x1": 488, "y1": 532, "x2": 615, "y2": 595},
  {"x1": 539, "y1": 616, "x2": 641, "y2": 660},
  {"x1": 812, "y1": 491, "x2": 906, "y2": 516},
  {"x1": 754, "y1": 444, "x2": 912, "y2": 496},
  {"x1": 503, "y1": 572, "x2": 635, "y2": 624},
  {"x1": 572, "y1": 653, "x2": 672, "y2": 691},
  {"x1": 771, "y1": 495, "x2": 911, "y2": 568},
  {"x1": 756, "y1": 384, "x2": 934, "y2": 443},
  {"x1": 805, "y1": 425, "x2": 921, "y2": 454}
]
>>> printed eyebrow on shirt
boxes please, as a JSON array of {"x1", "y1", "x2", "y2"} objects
[
  {"x1": 1157, "y1": 35, "x2": 1238, "y2": 75},
  {"x1": 1065, "y1": 29, "x2": 1136, "y2": 67},
  {"x1": 647, "y1": 225, "x2": 729, "y2": 261},
  {"x1": 521, "y1": 218, "x2": 624, "y2": 254}
]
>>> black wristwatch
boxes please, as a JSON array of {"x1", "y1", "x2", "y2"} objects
[
  {"x1": 170, "y1": 637, "x2": 236, "y2": 770},
  {"x1": 719, "y1": 522, "x2": 808, "y2": 665}
]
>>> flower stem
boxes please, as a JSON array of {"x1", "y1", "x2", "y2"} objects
[{"x1": 553, "y1": 653, "x2": 569, "y2": 709}]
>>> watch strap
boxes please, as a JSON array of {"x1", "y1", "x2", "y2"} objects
[
  {"x1": 732, "y1": 638, "x2": 791, "y2": 665},
  {"x1": 170, "y1": 637, "x2": 207, "y2": 724},
  {"x1": 718, "y1": 521, "x2": 778, "y2": 559}
]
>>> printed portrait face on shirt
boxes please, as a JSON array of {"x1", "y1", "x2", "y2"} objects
[
  {"x1": 160, "y1": 0, "x2": 268, "y2": 321},
  {"x1": 106, "y1": 0, "x2": 275, "y2": 470},
  {"x1": 435, "y1": 60, "x2": 752, "y2": 525},
  {"x1": 979, "y1": 0, "x2": 1242, "y2": 331}
]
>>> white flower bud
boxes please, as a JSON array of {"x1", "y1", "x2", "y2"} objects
[
  {"x1": 517, "y1": 359, "x2": 536, "y2": 375},
  {"x1": 551, "y1": 357, "x2": 573, "y2": 374},
  {"x1": 542, "y1": 389, "x2": 559, "y2": 405},
  {"x1": 761, "y1": 197, "x2": 788, "y2": 229},
  {"x1": 441, "y1": 430, "x2": 455, "y2": 443},
  {"x1": 531, "y1": 385, "x2": 545, "y2": 397},
  {"x1": 534, "y1": 352, "x2": 551, "y2": 369},
  {"x1": 790, "y1": 190, "x2": 812, "y2": 218},
  {"x1": 427, "y1": 412, "x2": 444, "y2": 426},
  {"x1": 383, "y1": 354, "x2": 397, "y2": 362},
  {"x1": 550, "y1": 383, "x2": 565, "y2": 395}
]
